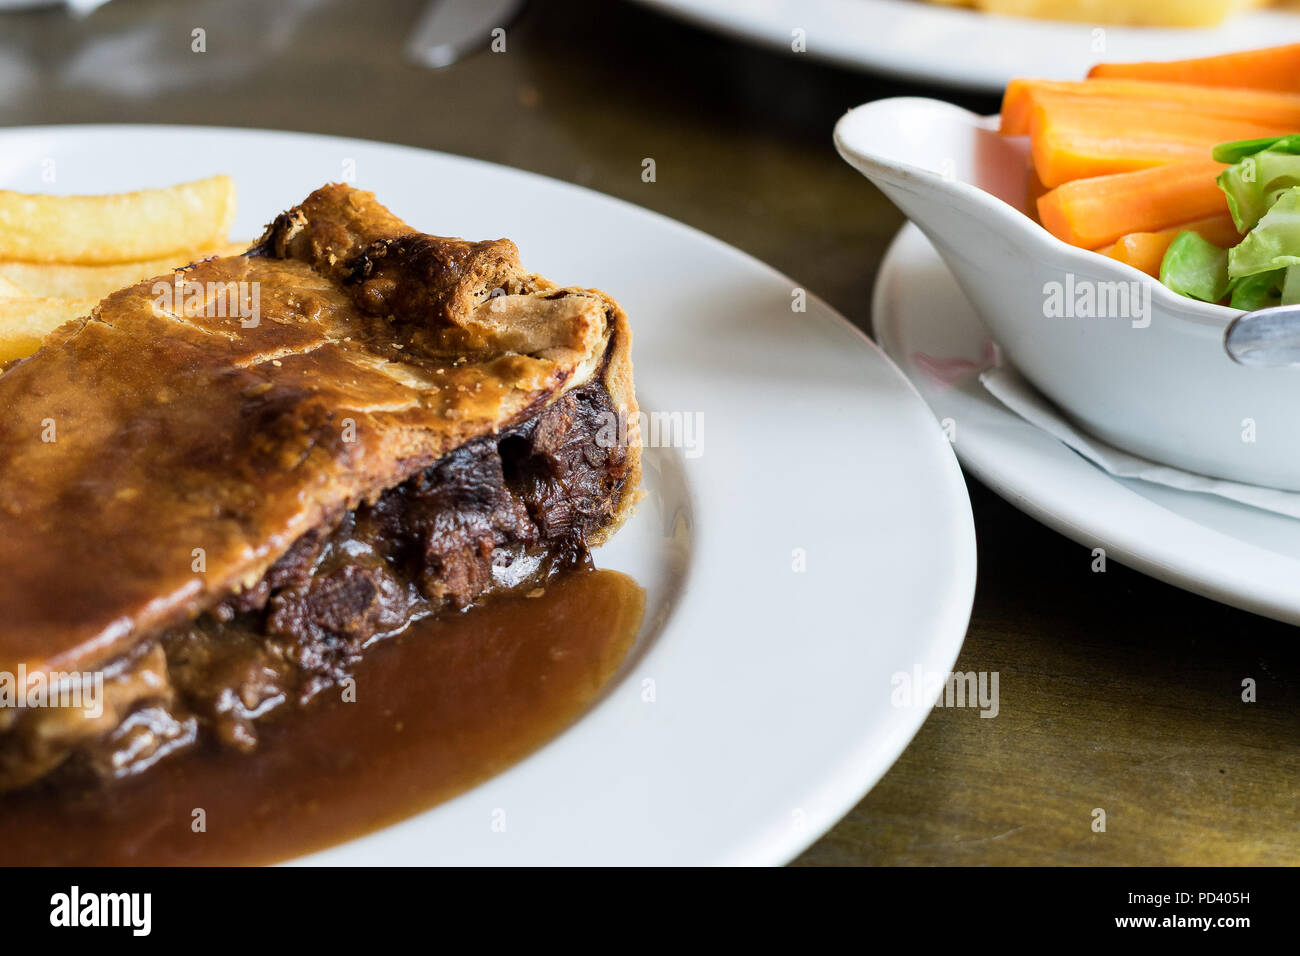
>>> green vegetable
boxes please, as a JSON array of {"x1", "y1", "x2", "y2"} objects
[
  {"x1": 1160, "y1": 231, "x2": 1231, "y2": 303},
  {"x1": 1217, "y1": 149, "x2": 1300, "y2": 233},
  {"x1": 1212, "y1": 135, "x2": 1300, "y2": 164},
  {"x1": 1228, "y1": 186, "x2": 1300, "y2": 279},
  {"x1": 1158, "y1": 141, "x2": 1300, "y2": 309},
  {"x1": 1226, "y1": 269, "x2": 1284, "y2": 311},
  {"x1": 1284, "y1": 265, "x2": 1300, "y2": 306}
]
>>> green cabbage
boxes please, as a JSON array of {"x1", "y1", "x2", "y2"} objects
[
  {"x1": 1228, "y1": 186, "x2": 1300, "y2": 279},
  {"x1": 1225, "y1": 269, "x2": 1284, "y2": 311},
  {"x1": 1217, "y1": 150, "x2": 1300, "y2": 233},
  {"x1": 1159, "y1": 231, "x2": 1230, "y2": 303},
  {"x1": 1211, "y1": 134, "x2": 1300, "y2": 165}
]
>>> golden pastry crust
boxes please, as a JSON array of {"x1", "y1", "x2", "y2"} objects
[
  {"x1": 585, "y1": 291, "x2": 641, "y2": 546},
  {"x1": 0, "y1": 184, "x2": 639, "y2": 674}
]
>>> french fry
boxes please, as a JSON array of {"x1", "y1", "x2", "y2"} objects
[
  {"x1": 0, "y1": 275, "x2": 28, "y2": 297},
  {"x1": 0, "y1": 242, "x2": 248, "y2": 300},
  {"x1": 0, "y1": 176, "x2": 236, "y2": 264},
  {"x1": 0, "y1": 297, "x2": 98, "y2": 364}
]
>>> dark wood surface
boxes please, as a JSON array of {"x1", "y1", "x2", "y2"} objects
[{"x1": 2, "y1": 0, "x2": 1295, "y2": 865}]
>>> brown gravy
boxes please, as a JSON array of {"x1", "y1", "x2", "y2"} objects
[{"x1": 0, "y1": 569, "x2": 644, "y2": 865}]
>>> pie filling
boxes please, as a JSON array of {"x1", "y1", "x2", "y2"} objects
[{"x1": 0, "y1": 375, "x2": 629, "y2": 792}]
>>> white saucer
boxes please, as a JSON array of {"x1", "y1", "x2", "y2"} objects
[{"x1": 876, "y1": 223, "x2": 1300, "y2": 626}]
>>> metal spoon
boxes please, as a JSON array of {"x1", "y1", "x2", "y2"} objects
[{"x1": 1224, "y1": 304, "x2": 1300, "y2": 367}]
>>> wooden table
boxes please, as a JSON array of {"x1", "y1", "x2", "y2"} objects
[{"x1": 4, "y1": 0, "x2": 1295, "y2": 865}]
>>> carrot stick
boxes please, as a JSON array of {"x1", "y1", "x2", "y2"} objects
[
  {"x1": 1095, "y1": 214, "x2": 1241, "y2": 276},
  {"x1": 1029, "y1": 100, "x2": 1287, "y2": 186},
  {"x1": 1026, "y1": 166, "x2": 1049, "y2": 222},
  {"x1": 1087, "y1": 44, "x2": 1300, "y2": 93},
  {"x1": 1001, "y1": 78, "x2": 1300, "y2": 136},
  {"x1": 1037, "y1": 162, "x2": 1227, "y2": 249}
]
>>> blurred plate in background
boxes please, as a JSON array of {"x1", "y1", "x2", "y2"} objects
[{"x1": 632, "y1": 0, "x2": 1300, "y2": 92}]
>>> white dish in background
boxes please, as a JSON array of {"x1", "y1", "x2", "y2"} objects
[
  {"x1": 836, "y1": 97, "x2": 1300, "y2": 493},
  {"x1": 0, "y1": 125, "x2": 977, "y2": 865},
  {"x1": 632, "y1": 0, "x2": 1300, "y2": 93},
  {"x1": 877, "y1": 222, "x2": 1300, "y2": 625}
]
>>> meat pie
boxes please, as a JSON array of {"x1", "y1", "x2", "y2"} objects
[{"x1": 0, "y1": 184, "x2": 640, "y2": 791}]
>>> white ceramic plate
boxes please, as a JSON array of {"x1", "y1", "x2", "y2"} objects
[
  {"x1": 0, "y1": 126, "x2": 976, "y2": 865},
  {"x1": 633, "y1": 0, "x2": 1300, "y2": 92},
  {"x1": 876, "y1": 222, "x2": 1300, "y2": 625}
]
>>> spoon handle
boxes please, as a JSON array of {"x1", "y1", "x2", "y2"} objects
[{"x1": 1224, "y1": 304, "x2": 1300, "y2": 367}]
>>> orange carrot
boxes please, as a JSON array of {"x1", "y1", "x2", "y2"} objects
[
  {"x1": 1095, "y1": 214, "x2": 1241, "y2": 276},
  {"x1": 1026, "y1": 166, "x2": 1049, "y2": 222},
  {"x1": 1037, "y1": 162, "x2": 1227, "y2": 249},
  {"x1": 1029, "y1": 100, "x2": 1287, "y2": 186},
  {"x1": 1087, "y1": 44, "x2": 1300, "y2": 93},
  {"x1": 1001, "y1": 78, "x2": 1300, "y2": 136}
]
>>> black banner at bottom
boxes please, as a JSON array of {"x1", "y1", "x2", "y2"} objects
[{"x1": 0, "y1": 865, "x2": 1287, "y2": 941}]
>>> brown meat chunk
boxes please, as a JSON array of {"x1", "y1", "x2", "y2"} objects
[{"x1": 1, "y1": 377, "x2": 631, "y2": 791}]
